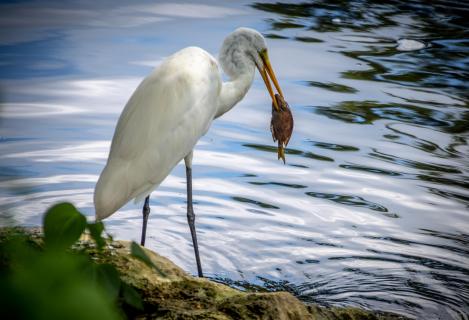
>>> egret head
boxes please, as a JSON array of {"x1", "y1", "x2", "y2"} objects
[{"x1": 219, "y1": 27, "x2": 284, "y2": 110}]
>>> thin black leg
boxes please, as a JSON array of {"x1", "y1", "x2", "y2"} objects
[
  {"x1": 186, "y1": 166, "x2": 203, "y2": 277},
  {"x1": 140, "y1": 195, "x2": 150, "y2": 246}
]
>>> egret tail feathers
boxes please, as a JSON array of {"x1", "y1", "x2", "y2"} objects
[
  {"x1": 94, "y1": 162, "x2": 160, "y2": 220},
  {"x1": 94, "y1": 162, "x2": 131, "y2": 220}
]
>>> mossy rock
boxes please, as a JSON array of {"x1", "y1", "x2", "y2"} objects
[
  {"x1": 88, "y1": 240, "x2": 406, "y2": 320},
  {"x1": 0, "y1": 228, "x2": 407, "y2": 320},
  {"x1": 89, "y1": 241, "x2": 310, "y2": 319}
]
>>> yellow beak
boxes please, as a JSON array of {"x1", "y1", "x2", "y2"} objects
[{"x1": 258, "y1": 50, "x2": 284, "y2": 111}]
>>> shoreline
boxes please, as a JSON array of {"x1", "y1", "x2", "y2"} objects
[{"x1": 1, "y1": 227, "x2": 408, "y2": 319}]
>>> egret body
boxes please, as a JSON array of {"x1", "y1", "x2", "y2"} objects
[{"x1": 94, "y1": 28, "x2": 284, "y2": 277}]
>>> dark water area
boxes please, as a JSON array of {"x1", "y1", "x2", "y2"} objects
[{"x1": 0, "y1": 1, "x2": 468, "y2": 319}]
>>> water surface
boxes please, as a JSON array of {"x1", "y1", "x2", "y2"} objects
[{"x1": 1, "y1": 1, "x2": 468, "y2": 319}]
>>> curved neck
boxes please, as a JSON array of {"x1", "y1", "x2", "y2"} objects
[{"x1": 216, "y1": 67, "x2": 254, "y2": 119}]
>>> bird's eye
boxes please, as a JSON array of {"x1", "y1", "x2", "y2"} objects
[{"x1": 258, "y1": 49, "x2": 268, "y2": 63}]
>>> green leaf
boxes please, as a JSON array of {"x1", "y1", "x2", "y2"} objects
[
  {"x1": 87, "y1": 221, "x2": 105, "y2": 250},
  {"x1": 83, "y1": 263, "x2": 121, "y2": 301},
  {"x1": 43, "y1": 202, "x2": 86, "y2": 250},
  {"x1": 130, "y1": 242, "x2": 166, "y2": 277},
  {"x1": 95, "y1": 264, "x2": 121, "y2": 301},
  {"x1": 121, "y1": 282, "x2": 143, "y2": 310},
  {"x1": 130, "y1": 241, "x2": 154, "y2": 268}
]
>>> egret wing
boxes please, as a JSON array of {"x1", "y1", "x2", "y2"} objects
[{"x1": 95, "y1": 47, "x2": 220, "y2": 219}]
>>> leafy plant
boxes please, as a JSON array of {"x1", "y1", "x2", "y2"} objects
[
  {"x1": 130, "y1": 241, "x2": 166, "y2": 277},
  {"x1": 43, "y1": 202, "x2": 87, "y2": 250},
  {"x1": 0, "y1": 202, "x2": 156, "y2": 320}
]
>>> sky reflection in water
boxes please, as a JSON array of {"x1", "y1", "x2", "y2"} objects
[{"x1": 1, "y1": 1, "x2": 468, "y2": 319}]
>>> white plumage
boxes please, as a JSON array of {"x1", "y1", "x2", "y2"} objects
[
  {"x1": 93, "y1": 27, "x2": 284, "y2": 277},
  {"x1": 95, "y1": 47, "x2": 221, "y2": 219}
]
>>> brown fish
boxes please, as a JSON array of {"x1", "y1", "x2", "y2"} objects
[{"x1": 271, "y1": 94, "x2": 293, "y2": 163}]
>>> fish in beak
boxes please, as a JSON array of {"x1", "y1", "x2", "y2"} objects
[
  {"x1": 271, "y1": 94, "x2": 293, "y2": 163},
  {"x1": 256, "y1": 50, "x2": 294, "y2": 163}
]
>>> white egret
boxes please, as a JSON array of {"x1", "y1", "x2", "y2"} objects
[{"x1": 94, "y1": 27, "x2": 284, "y2": 277}]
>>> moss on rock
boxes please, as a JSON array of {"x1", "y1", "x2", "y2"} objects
[
  {"x1": 92, "y1": 241, "x2": 311, "y2": 319},
  {"x1": 89, "y1": 240, "x2": 406, "y2": 320},
  {"x1": 1, "y1": 228, "x2": 407, "y2": 320}
]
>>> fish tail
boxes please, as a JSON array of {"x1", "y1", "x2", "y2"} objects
[{"x1": 278, "y1": 145, "x2": 286, "y2": 164}]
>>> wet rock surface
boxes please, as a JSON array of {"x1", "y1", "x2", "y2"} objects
[
  {"x1": 0, "y1": 228, "x2": 408, "y2": 320},
  {"x1": 85, "y1": 240, "x2": 408, "y2": 319}
]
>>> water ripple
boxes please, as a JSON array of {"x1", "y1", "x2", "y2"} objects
[{"x1": 305, "y1": 191, "x2": 389, "y2": 213}]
